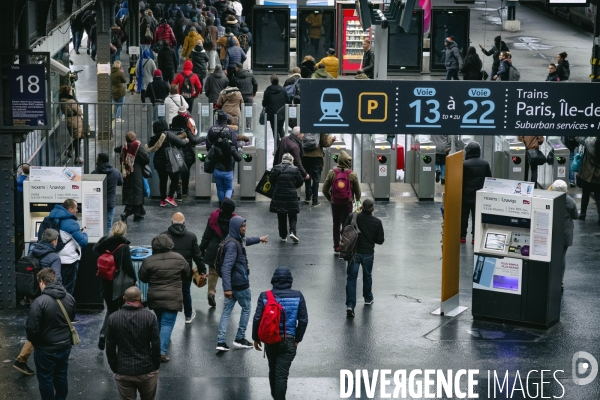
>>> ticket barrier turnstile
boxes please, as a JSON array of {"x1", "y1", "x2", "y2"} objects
[
  {"x1": 411, "y1": 139, "x2": 436, "y2": 200},
  {"x1": 195, "y1": 144, "x2": 212, "y2": 199},
  {"x1": 237, "y1": 134, "x2": 266, "y2": 199},
  {"x1": 539, "y1": 137, "x2": 570, "y2": 189},
  {"x1": 493, "y1": 138, "x2": 526, "y2": 181},
  {"x1": 321, "y1": 139, "x2": 348, "y2": 183},
  {"x1": 371, "y1": 140, "x2": 392, "y2": 201}
]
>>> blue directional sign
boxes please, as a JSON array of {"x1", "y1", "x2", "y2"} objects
[
  {"x1": 9, "y1": 64, "x2": 48, "y2": 128},
  {"x1": 299, "y1": 80, "x2": 600, "y2": 135}
]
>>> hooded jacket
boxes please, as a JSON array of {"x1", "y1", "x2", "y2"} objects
[
  {"x1": 462, "y1": 142, "x2": 492, "y2": 203},
  {"x1": 497, "y1": 58, "x2": 512, "y2": 81},
  {"x1": 116, "y1": 1, "x2": 129, "y2": 19},
  {"x1": 217, "y1": 86, "x2": 243, "y2": 125},
  {"x1": 145, "y1": 76, "x2": 171, "y2": 104},
  {"x1": 518, "y1": 136, "x2": 544, "y2": 150},
  {"x1": 92, "y1": 162, "x2": 123, "y2": 208},
  {"x1": 238, "y1": 26, "x2": 252, "y2": 52},
  {"x1": 204, "y1": 69, "x2": 230, "y2": 104},
  {"x1": 322, "y1": 150, "x2": 361, "y2": 203},
  {"x1": 232, "y1": 69, "x2": 258, "y2": 96},
  {"x1": 221, "y1": 216, "x2": 260, "y2": 292},
  {"x1": 59, "y1": 94, "x2": 84, "y2": 140},
  {"x1": 216, "y1": 34, "x2": 239, "y2": 60},
  {"x1": 93, "y1": 235, "x2": 136, "y2": 298},
  {"x1": 343, "y1": 209, "x2": 385, "y2": 254},
  {"x1": 157, "y1": 45, "x2": 178, "y2": 77},
  {"x1": 49, "y1": 205, "x2": 88, "y2": 264},
  {"x1": 311, "y1": 68, "x2": 334, "y2": 79},
  {"x1": 301, "y1": 58, "x2": 316, "y2": 78},
  {"x1": 557, "y1": 59, "x2": 570, "y2": 81},
  {"x1": 270, "y1": 160, "x2": 304, "y2": 214},
  {"x1": 283, "y1": 73, "x2": 301, "y2": 87},
  {"x1": 114, "y1": 140, "x2": 150, "y2": 207},
  {"x1": 206, "y1": 123, "x2": 243, "y2": 172},
  {"x1": 274, "y1": 134, "x2": 307, "y2": 177},
  {"x1": 461, "y1": 47, "x2": 482, "y2": 80},
  {"x1": 111, "y1": 65, "x2": 127, "y2": 100},
  {"x1": 26, "y1": 281, "x2": 76, "y2": 352},
  {"x1": 154, "y1": 22, "x2": 176, "y2": 48},
  {"x1": 481, "y1": 38, "x2": 501, "y2": 70},
  {"x1": 199, "y1": 200, "x2": 236, "y2": 265},
  {"x1": 165, "y1": 94, "x2": 189, "y2": 124},
  {"x1": 262, "y1": 84, "x2": 288, "y2": 117},
  {"x1": 182, "y1": 30, "x2": 204, "y2": 60},
  {"x1": 190, "y1": 45, "x2": 209, "y2": 78},
  {"x1": 546, "y1": 71, "x2": 560, "y2": 82},
  {"x1": 29, "y1": 242, "x2": 62, "y2": 284},
  {"x1": 445, "y1": 41, "x2": 463, "y2": 70},
  {"x1": 252, "y1": 268, "x2": 308, "y2": 343},
  {"x1": 138, "y1": 235, "x2": 191, "y2": 311},
  {"x1": 319, "y1": 55, "x2": 339, "y2": 78},
  {"x1": 579, "y1": 137, "x2": 600, "y2": 185},
  {"x1": 138, "y1": 49, "x2": 157, "y2": 91},
  {"x1": 173, "y1": 60, "x2": 203, "y2": 98},
  {"x1": 162, "y1": 223, "x2": 206, "y2": 275}
]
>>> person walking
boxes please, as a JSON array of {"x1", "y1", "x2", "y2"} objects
[
  {"x1": 217, "y1": 85, "x2": 243, "y2": 126},
  {"x1": 204, "y1": 18, "x2": 219, "y2": 71},
  {"x1": 190, "y1": 41, "x2": 209, "y2": 85},
  {"x1": 106, "y1": 286, "x2": 161, "y2": 400},
  {"x1": 111, "y1": 60, "x2": 127, "y2": 122},
  {"x1": 204, "y1": 65, "x2": 230, "y2": 104},
  {"x1": 182, "y1": 27, "x2": 204, "y2": 61},
  {"x1": 153, "y1": 19, "x2": 177, "y2": 48},
  {"x1": 59, "y1": 85, "x2": 85, "y2": 165},
  {"x1": 26, "y1": 268, "x2": 76, "y2": 400},
  {"x1": 165, "y1": 84, "x2": 189, "y2": 125},
  {"x1": 216, "y1": 216, "x2": 268, "y2": 351},
  {"x1": 274, "y1": 127, "x2": 309, "y2": 181},
  {"x1": 137, "y1": 49, "x2": 157, "y2": 110},
  {"x1": 432, "y1": 135, "x2": 451, "y2": 184},
  {"x1": 92, "y1": 153, "x2": 123, "y2": 231},
  {"x1": 494, "y1": 51, "x2": 512, "y2": 81},
  {"x1": 461, "y1": 141, "x2": 492, "y2": 244},
  {"x1": 300, "y1": 55, "x2": 316, "y2": 78},
  {"x1": 545, "y1": 63, "x2": 560, "y2": 81},
  {"x1": 556, "y1": 52, "x2": 570, "y2": 81},
  {"x1": 173, "y1": 60, "x2": 203, "y2": 113},
  {"x1": 157, "y1": 41, "x2": 178, "y2": 84},
  {"x1": 311, "y1": 63, "x2": 334, "y2": 79},
  {"x1": 216, "y1": 30, "x2": 239, "y2": 66},
  {"x1": 231, "y1": 63, "x2": 258, "y2": 129},
  {"x1": 518, "y1": 135, "x2": 544, "y2": 187},
  {"x1": 301, "y1": 133, "x2": 335, "y2": 206},
  {"x1": 162, "y1": 212, "x2": 206, "y2": 324},
  {"x1": 270, "y1": 153, "x2": 304, "y2": 243},
  {"x1": 48, "y1": 199, "x2": 88, "y2": 295},
  {"x1": 139, "y1": 234, "x2": 190, "y2": 362},
  {"x1": 263, "y1": 74, "x2": 289, "y2": 147},
  {"x1": 116, "y1": 131, "x2": 151, "y2": 222},
  {"x1": 199, "y1": 198, "x2": 236, "y2": 307},
  {"x1": 144, "y1": 70, "x2": 171, "y2": 110},
  {"x1": 319, "y1": 48, "x2": 339, "y2": 78},
  {"x1": 479, "y1": 36, "x2": 501, "y2": 80},
  {"x1": 110, "y1": 24, "x2": 125, "y2": 63},
  {"x1": 461, "y1": 46, "x2": 482, "y2": 80},
  {"x1": 322, "y1": 150, "x2": 361, "y2": 253},
  {"x1": 252, "y1": 268, "x2": 308, "y2": 400},
  {"x1": 358, "y1": 39, "x2": 374, "y2": 79},
  {"x1": 70, "y1": 12, "x2": 85, "y2": 54},
  {"x1": 206, "y1": 111, "x2": 241, "y2": 203},
  {"x1": 344, "y1": 199, "x2": 384, "y2": 317},
  {"x1": 93, "y1": 221, "x2": 136, "y2": 351},
  {"x1": 577, "y1": 136, "x2": 600, "y2": 224},
  {"x1": 224, "y1": 35, "x2": 246, "y2": 77},
  {"x1": 444, "y1": 36, "x2": 462, "y2": 80},
  {"x1": 171, "y1": 109, "x2": 203, "y2": 198}
]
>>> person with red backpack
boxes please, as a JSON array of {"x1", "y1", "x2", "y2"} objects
[
  {"x1": 252, "y1": 268, "x2": 308, "y2": 400},
  {"x1": 322, "y1": 150, "x2": 361, "y2": 253},
  {"x1": 172, "y1": 60, "x2": 202, "y2": 113}
]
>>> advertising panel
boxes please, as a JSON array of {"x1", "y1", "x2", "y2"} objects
[{"x1": 473, "y1": 255, "x2": 523, "y2": 295}]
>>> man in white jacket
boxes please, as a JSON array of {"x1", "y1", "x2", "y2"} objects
[{"x1": 165, "y1": 84, "x2": 189, "y2": 125}]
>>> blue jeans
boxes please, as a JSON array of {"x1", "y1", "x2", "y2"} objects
[
  {"x1": 113, "y1": 96, "x2": 125, "y2": 119},
  {"x1": 34, "y1": 347, "x2": 71, "y2": 400},
  {"x1": 62, "y1": 261, "x2": 79, "y2": 295},
  {"x1": 174, "y1": 44, "x2": 181, "y2": 65},
  {"x1": 436, "y1": 163, "x2": 446, "y2": 179},
  {"x1": 213, "y1": 169, "x2": 234, "y2": 203},
  {"x1": 72, "y1": 29, "x2": 83, "y2": 52},
  {"x1": 182, "y1": 280, "x2": 193, "y2": 318},
  {"x1": 217, "y1": 288, "x2": 251, "y2": 343},
  {"x1": 154, "y1": 309, "x2": 178, "y2": 355},
  {"x1": 446, "y1": 69, "x2": 459, "y2": 80},
  {"x1": 346, "y1": 253, "x2": 374, "y2": 309},
  {"x1": 107, "y1": 206, "x2": 115, "y2": 232}
]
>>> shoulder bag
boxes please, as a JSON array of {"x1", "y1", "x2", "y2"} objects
[
  {"x1": 142, "y1": 164, "x2": 152, "y2": 178},
  {"x1": 165, "y1": 141, "x2": 188, "y2": 174},
  {"x1": 259, "y1": 107, "x2": 266, "y2": 125},
  {"x1": 526, "y1": 137, "x2": 546, "y2": 167},
  {"x1": 113, "y1": 252, "x2": 136, "y2": 301},
  {"x1": 56, "y1": 298, "x2": 80, "y2": 345},
  {"x1": 571, "y1": 145, "x2": 584, "y2": 173},
  {"x1": 255, "y1": 169, "x2": 274, "y2": 198}
]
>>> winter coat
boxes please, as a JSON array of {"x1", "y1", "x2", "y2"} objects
[
  {"x1": 190, "y1": 46, "x2": 209, "y2": 79},
  {"x1": 305, "y1": 12, "x2": 322, "y2": 39},
  {"x1": 172, "y1": 60, "x2": 203, "y2": 98},
  {"x1": 182, "y1": 31, "x2": 204, "y2": 60},
  {"x1": 139, "y1": 56, "x2": 157, "y2": 91},
  {"x1": 226, "y1": 18, "x2": 240, "y2": 36},
  {"x1": 319, "y1": 55, "x2": 339, "y2": 78},
  {"x1": 361, "y1": 49, "x2": 375, "y2": 79},
  {"x1": 199, "y1": 207, "x2": 236, "y2": 266},
  {"x1": 217, "y1": 87, "x2": 243, "y2": 125},
  {"x1": 164, "y1": 94, "x2": 189, "y2": 124},
  {"x1": 563, "y1": 194, "x2": 578, "y2": 247},
  {"x1": 252, "y1": 268, "x2": 308, "y2": 343},
  {"x1": 445, "y1": 42, "x2": 462, "y2": 70},
  {"x1": 216, "y1": 34, "x2": 239, "y2": 60},
  {"x1": 274, "y1": 134, "x2": 307, "y2": 177},
  {"x1": 114, "y1": 141, "x2": 150, "y2": 206},
  {"x1": 262, "y1": 84, "x2": 288, "y2": 117},
  {"x1": 59, "y1": 95, "x2": 84, "y2": 139},
  {"x1": 26, "y1": 282, "x2": 76, "y2": 352},
  {"x1": 481, "y1": 44, "x2": 501, "y2": 69},
  {"x1": 311, "y1": 68, "x2": 334, "y2": 79},
  {"x1": 220, "y1": 216, "x2": 260, "y2": 292},
  {"x1": 232, "y1": 69, "x2": 258, "y2": 96},
  {"x1": 204, "y1": 70, "x2": 230, "y2": 104},
  {"x1": 157, "y1": 46, "x2": 178, "y2": 79},
  {"x1": 144, "y1": 77, "x2": 170, "y2": 104},
  {"x1": 323, "y1": 150, "x2": 361, "y2": 203},
  {"x1": 111, "y1": 26, "x2": 125, "y2": 48},
  {"x1": 207, "y1": 130, "x2": 242, "y2": 171},
  {"x1": 462, "y1": 142, "x2": 492, "y2": 203},
  {"x1": 238, "y1": 27, "x2": 252, "y2": 53},
  {"x1": 29, "y1": 242, "x2": 62, "y2": 284},
  {"x1": 283, "y1": 73, "x2": 301, "y2": 87},
  {"x1": 461, "y1": 49, "x2": 482, "y2": 80},
  {"x1": 169, "y1": 125, "x2": 203, "y2": 167},
  {"x1": 93, "y1": 235, "x2": 136, "y2": 299},
  {"x1": 49, "y1": 205, "x2": 88, "y2": 264},
  {"x1": 139, "y1": 15, "x2": 155, "y2": 45},
  {"x1": 557, "y1": 60, "x2": 570, "y2": 81},
  {"x1": 344, "y1": 210, "x2": 385, "y2": 254},
  {"x1": 432, "y1": 135, "x2": 451, "y2": 156},
  {"x1": 154, "y1": 23, "x2": 176, "y2": 47},
  {"x1": 301, "y1": 59, "x2": 316, "y2": 78},
  {"x1": 303, "y1": 134, "x2": 335, "y2": 159},
  {"x1": 138, "y1": 235, "x2": 191, "y2": 311},
  {"x1": 111, "y1": 66, "x2": 127, "y2": 100},
  {"x1": 497, "y1": 59, "x2": 511, "y2": 81},
  {"x1": 173, "y1": 12, "x2": 187, "y2": 45},
  {"x1": 579, "y1": 137, "x2": 600, "y2": 185},
  {"x1": 269, "y1": 161, "x2": 304, "y2": 214},
  {"x1": 116, "y1": 1, "x2": 129, "y2": 19},
  {"x1": 204, "y1": 24, "x2": 219, "y2": 51},
  {"x1": 225, "y1": 43, "x2": 246, "y2": 69},
  {"x1": 92, "y1": 162, "x2": 123, "y2": 208},
  {"x1": 146, "y1": 131, "x2": 188, "y2": 171},
  {"x1": 518, "y1": 136, "x2": 544, "y2": 150},
  {"x1": 546, "y1": 72, "x2": 560, "y2": 82},
  {"x1": 162, "y1": 223, "x2": 206, "y2": 275}
]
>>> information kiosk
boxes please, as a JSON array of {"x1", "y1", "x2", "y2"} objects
[{"x1": 472, "y1": 178, "x2": 565, "y2": 329}]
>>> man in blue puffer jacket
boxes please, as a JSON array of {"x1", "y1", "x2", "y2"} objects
[
  {"x1": 216, "y1": 216, "x2": 268, "y2": 352},
  {"x1": 252, "y1": 268, "x2": 308, "y2": 400}
]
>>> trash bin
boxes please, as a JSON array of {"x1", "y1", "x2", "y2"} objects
[{"x1": 130, "y1": 246, "x2": 152, "y2": 303}]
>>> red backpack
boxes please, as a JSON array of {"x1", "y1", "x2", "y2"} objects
[
  {"x1": 96, "y1": 244, "x2": 124, "y2": 281},
  {"x1": 258, "y1": 291, "x2": 286, "y2": 345},
  {"x1": 331, "y1": 168, "x2": 353, "y2": 205}
]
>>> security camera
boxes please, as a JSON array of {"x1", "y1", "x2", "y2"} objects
[{"x1": 50, "y1": 58, "x2": 70, "y2": 76}]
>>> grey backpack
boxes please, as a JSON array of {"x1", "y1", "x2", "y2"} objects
[{"x1": 302, "y1": 133, "x2": 320, "y2": 151}]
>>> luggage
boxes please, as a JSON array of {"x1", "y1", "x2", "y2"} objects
[
  {"x1": 393, "y1": 144, "x2": 405, "y2": 170},
  {"x1": 130, "y1": 246, "x2": 152, "y2": 303}
]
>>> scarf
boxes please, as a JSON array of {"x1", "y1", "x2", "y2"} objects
[
  {"x1": 208, "y1": 209, "x2": 237, "y2": 238},
  {"x1": 137, "y1": 49, "x2": 152, "y2": 93},
  {"x1": 120, "y1": 140, "x2": 140, "y2": 179},
  {"x1": 124, "y1": 301, "x2": 144, "y2": 308}
]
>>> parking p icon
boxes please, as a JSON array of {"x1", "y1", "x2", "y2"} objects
[{"x1": 358, "y1": 92, "x2": 388, "y2": 122}]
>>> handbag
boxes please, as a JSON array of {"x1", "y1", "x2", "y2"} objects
[
  {"x1": 526, "y1": 149, "x2": 546, "y2": 167},
  {"x1": 142, "y1": 164, "x2": 152, "y2": 178},
  {"x1": 259, "y1": 107, "x2": 266, "y2": 125},
  {"x1": 143, "y1": 177, "x2": 151, "y2": 197},
  {"x1": 571, "y1": 150, "x2": 584, "y2": 173},
  {"x1": 192, "y1": 267, "x2": 207, "y2": 288},
  {"x1": 56, "y1": 299, "x2": 80, "y2": 346},
  {"x1": 255, "y1": 169, "x2": 274, "y2": 198},
  {"x1": 113, "y1": 269, "x2": 136, "y2": 301},
  {"x1": 165, "y1": 143, "x2": 188, "y2": 174}
]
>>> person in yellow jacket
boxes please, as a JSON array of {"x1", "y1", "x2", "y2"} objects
[
  {"x1": 305, "y1": 12, "x2": 323, "y2": 53},
  {"x1": 319, "y1": 48, "x2": 339, "y2": 78},
  {"x1": 182, "y1": 27, "x2": 204, "y2": 60}
]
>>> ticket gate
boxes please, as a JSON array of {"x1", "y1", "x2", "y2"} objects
[
  {"x1": 321, "y1": 139, "x2": 347, "y2": 183},
  {"x1": 492, "y1": 137, "x2": 526, "y2": 181},
  {"x1": 411, "y1": 139, "x2": 436, "y2": 200},
  {"x1": 237, "y1": 134, "x2": 266, "y2": 199},
  {"x1": 195, "y1": 144, "x2": 212, "y2": 199},
  {"x1": 371, "y1": 139, "x2": 392, "y2": 201},
  {"x1": 539, "y1": 137, "x2": 570, "y2": 189}
]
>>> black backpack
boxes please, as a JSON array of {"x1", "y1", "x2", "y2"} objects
[
  {"x1": 214, "y1": 237, "x2": 242, "y2": 277},
  {"x1": 111, "y1": 32, "x2": 120, "y2": 46},
  {"x1": 37, "y1": 217, "x2": 72, "y2": 252},
  {"x1": 203, "y1": 30, "x2": 213, "y2": 49},
  {"x1": 15, "y1": 255, "x2": 42, "y2": 298},
  {"x1": 339, "y1": 212, "x2": 361, "y2": 261},
  {"x1": 180, "y1": 72, "x2": 194, "y2": 98}
]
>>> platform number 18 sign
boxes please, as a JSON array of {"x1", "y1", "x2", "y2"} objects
[{"x1": 9, "y1": 64, "x2": 48, "y2": 128}]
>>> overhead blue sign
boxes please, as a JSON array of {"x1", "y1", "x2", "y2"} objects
[{"x1": 9, "y1": 64, "x2": 47, "y2": 128}]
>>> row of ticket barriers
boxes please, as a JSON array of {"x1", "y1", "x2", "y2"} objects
[{"x1": 150, "y1": 103, "x2": 573, "y2": 201}]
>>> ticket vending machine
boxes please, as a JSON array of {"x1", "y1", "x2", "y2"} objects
[{"x1": 472, "y1": 178, "x2": 564, "y2": 329}]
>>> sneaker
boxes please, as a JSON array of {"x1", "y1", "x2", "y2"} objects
[
  {"x1": 346, "y1": 307, "x2": 355, "y2": 318},
  {"x1": 115, "y1": 118, "x2": 124, "y2": 123},
  {"x1": 364, "y1": 299, "x2": 374, "y2": 306},
  {"x1": 435, "y1": 170, "x2": 441, "y2": 183},
  {"x1": 13, "y1": 361, "x2": 35, "y2": 376},
  {"x1": 233, "y1": 338, "x2": 253, "y2": 349},
  {"x1": 304, "y1": 199, "x2": 310, "y2": 205},
  {"x1": 578, "y1": 214, "x2": 586, "y2": 221},
  {"x1": 216, "y1": 343, "x2": 230, "y2": 351},
  {"x1": 160, "y1": 201, "x2": 167, "y2": 207},
  {"x1": 289, "y1": 233, "x2": 299, "y2": 243},
  {"x1": 280, "y1": 237, "x2": 287, "y2": 242},
  {"x1": 208, "y1": 293, "x2": 216, "y2": 307},
  {"x1": 160, "y1": 355, "x2": 170, "y2": 363},
  {"x1": 460, "y1": 237, "x2": 466, "y2": 243},
  {"x1": 183, "y1": 191, "x2": 189, "y2": 197},
  {"x1": 165, "y1": 197, "x2": 177, "y2": 206},
  {"x1": 334, "y1": 247, "x2": 340, "y2": 253},
  {"x1": 569, "y1": 181, "x2": 576, "y2": 188},
  {"x1": 185, "y1": 310, "x2": 196, "y2": 324},
  {"x1": 312, "y1": 201, "x2": 321, "y2": 207},
  {"x1": 441, "y1": 178, "x2": 445, "y2": 185},
  {"x1": 176, "y1": 196, "x2": 183, "y2": 201}
]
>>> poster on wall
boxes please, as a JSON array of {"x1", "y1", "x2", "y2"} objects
[
  {"x1": 473, "y1": 255, "x2": 523, "y2": 295},
  {"x1": 483, "y1": 178, "x2": 534, "y2": 196}
]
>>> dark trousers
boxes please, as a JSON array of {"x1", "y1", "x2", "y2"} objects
[
  {"x1": 490, "y1": 66, "x2": 498, "y2": 80},
  {"x1": 61, "y1": 261, "x2": 79, "y2": 295},
  {"x1": 445, "y1": 69, "x2": 459, "y2": 80},
  {"x1": 34, "y1": 347, "x2": 71, "y2": 400},
  {"x1": 124, "y1": 204, "x2": 146, "y2": 218},
  {"x1": 182, "y1": 279, "x2": 193, "y2": 318},
  {"x1": 100, "y1": 296, "x2": 123, "y2": 338},
  {"x1": 580, "y1": 181, "x2": 600, "y2": 217},
  {"x1": 524, "y1": 159, "x2": 539, "y2": 187},
  {"x1": 186, "y1": 97, "x2": 196, "y2": 114},
  {"x1": 265, "y1": 337, "x2": 297, "y2": 400},
  {"x1": 460, "y1": 201, "x2": 476, "y2": 238},
  {"x1": 157, "y1": 168, "x2": 179, "y2": 200},
  {"x1": 277, "y1": 213, "x2": 297, "y2": 238},
  {"x1": 270, "y1": 118, "x2": 285, "y2": 147},
  {"x1": 331, "y1": 202, "x2": 353, "y2": 248},
  {"x1": 302, "y1": 157, "x2": 321, "y2": 203},
  {"x1": 180, "y1": 162, "x2": 194, "y2": 195},
  {"x1": 346, "y1": 253, "x2": 374, "y2": 309}
]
